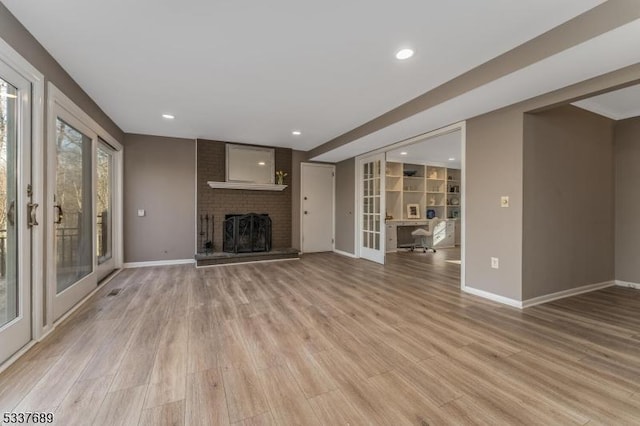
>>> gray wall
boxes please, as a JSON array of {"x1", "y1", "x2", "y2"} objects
[
  {"x1": 463, "y1": 65, "x2": 640, "y2": 302},
  {"x1": 124, "y1": 134, "x2": 195, "y2": 263},
  {"x1": 615, "y1": 117, "x2": 640, "y2": 284},
  {"x1": 335, "y1": 158, "x2": 356, "y2": 254},
  {"x1": 522, "y1": 106, "x2": 615, "y2": 299},
  {"x1": 466, "y1": 109, "x2": 524, "y2": 301}
]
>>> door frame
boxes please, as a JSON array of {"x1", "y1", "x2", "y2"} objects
[
  {"x1": 46, "y1": 83, "x2": 123, "y2": 328},
  {"x1": 354, "y1": 121, "x2": 466, "y2": 288},
  {"x1": 0, "y1": 39, "x2": 45, "y2": 370},
  {"x1": 300, "y1": 162, "x2": 335, "y2": 253},
  {"x1": 355, "y1": 152, "x2": 386, "y2": 264}
]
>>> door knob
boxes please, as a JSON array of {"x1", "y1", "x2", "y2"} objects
[
  {"x1": 304, "y1": 196, "x2": 308, "y2": 200},
  {"x1": 304, "y1": 211, "x2": 308, "y2": 215}
]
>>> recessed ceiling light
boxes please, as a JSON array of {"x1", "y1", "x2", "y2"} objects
[
  {"x1": 292, "y1": 130, "x2": 302, "y2": 136},
  {"x1": 258, "y1": 161, "x2": 266, "y2": 166},
  {"x1": 400, "y1": 152, "x2": 408, "y2": 156},
  {"x1": 162, "y1": 114, "x2": 175, "y2": 120},
  {"x1": 448, "y1": 157, "x2": 456, "y2": 161},
  {"x1": 395, "y1": 48, "x2": 414, "y2": 60}
]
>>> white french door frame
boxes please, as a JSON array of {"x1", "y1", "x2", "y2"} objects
[
  {"x1": 46, "y1": 83, "x2": 123, "y2": 328},
  {"x1": 354, "y1": 121, "x2": 467, "y2": 289},
  {"x1": 0, "y1": 38, "x2": 45, "y2": 371},
  {"x1": 355, "y1": 153, "x2": 386, "y2": 264}
]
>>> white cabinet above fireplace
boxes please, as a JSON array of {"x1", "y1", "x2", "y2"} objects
[{"x1": 207, "y1": 181, "x2": 287, "y2": 191}]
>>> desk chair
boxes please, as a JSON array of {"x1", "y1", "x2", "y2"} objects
[{"x1": 410, "y1": 227, "x2": 436, "y2": 253}]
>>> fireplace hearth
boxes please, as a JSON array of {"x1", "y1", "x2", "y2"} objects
[{"x1": 223, "y1": 213, "x2": 272, "y2": 253}]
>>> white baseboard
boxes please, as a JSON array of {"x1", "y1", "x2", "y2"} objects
[
  {"x1": 521, "y1": 280, "x2": 616, "y2": 308},
  {"x1": 615, "y1": 280, "x2": 640, "y2": 290},
  {"x1": 123, "y1": 259, "x2": 195, "y2": 268},
  {"x1": 333, "y1": 249, "x2": 358, "y2": 258},
  {"x1": 462, "y1": 286, "x2": 523, "y2": 308}
]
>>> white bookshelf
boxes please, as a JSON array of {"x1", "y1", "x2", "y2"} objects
[{"x1": 385, "y1": 162, "x2": 461, "y2": 221}]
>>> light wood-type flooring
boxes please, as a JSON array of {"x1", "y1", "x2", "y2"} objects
[{"x1": 2, "y1": 249, "x2": 640, "y2": 425}]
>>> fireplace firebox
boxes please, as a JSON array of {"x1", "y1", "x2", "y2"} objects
[{"x1": 223, "y1": 213, "x2": 272, "y2": 253}]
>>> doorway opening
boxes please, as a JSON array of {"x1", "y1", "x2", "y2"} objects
[{"x1": 356, "y1": 122, "x2": 466, "y2": 289}]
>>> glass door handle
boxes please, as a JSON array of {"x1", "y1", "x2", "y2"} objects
[
  {"x1": 7, "y1": 200, "x2": 15, "y2": 227},
  {"x1": 54, "y1": 204, "x2": 63, "y2": 224},
  {"x1": 28, "y1": 203, "x2": 39, "y2": 227}
]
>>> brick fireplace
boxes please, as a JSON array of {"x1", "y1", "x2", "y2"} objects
[{"x1": 196, "y1": 139, "x2": 292, "y2": 253}]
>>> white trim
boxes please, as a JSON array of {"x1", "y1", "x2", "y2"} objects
[
  {"x1": 124, "y1": 259, "x2": 196, "y2": 268},
  {"x1": 333, "y1": 249, "x2": 358, "y2": 258},
  {"x1": 521, "y1": 280, "x2": 616, "y2": 308},
  {"x1": 195, "y1": 257, "x2": 299, "y2": 268},
  {"x1": 0, "y1": 38, "x2": 46, "y2": 347},
  {"x1": 463, "y1": 286, "x2": 523, "y2": 308},
  {"x1": 207, "y1": 181, "x2": 287, "y2": 191},
  {"x1": 0, "y1": 341, "x2": 37, "y2": 376},
  {"x1": 300, "y1": 162, "x2": 336, "y2": 253},
  {"x1": 615, "y1": 280, "x2": 640, "y2": 290}
]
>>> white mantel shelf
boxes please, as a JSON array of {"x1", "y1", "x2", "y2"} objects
[{"x1": 207, "y1": 181, "x2": 287, "y2": 191}]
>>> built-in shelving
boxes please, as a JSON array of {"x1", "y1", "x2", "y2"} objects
[{"x1": 384, "y1": 162, "x2": 461, "y2": 221}]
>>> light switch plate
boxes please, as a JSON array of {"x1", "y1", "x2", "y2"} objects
[
  {"x1": 501, "y1": 196, "x2": 509, "y2": 208},
  {"x1": 491, "y1": 257, "x2": 499, "y2": 269},
  {"x1": 137, "y1": 209, "x2": 145, "y2": 217}
]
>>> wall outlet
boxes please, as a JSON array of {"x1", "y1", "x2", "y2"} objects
[
  {"x1": 491, "y1": 257, "x2": 499, "y2": 269},
  {"x1": 137, "y1": 209, "x2": 145, "y2": 217},
  {"x1": 501, "y1": 196, "x2": 509, "y2": 208}
]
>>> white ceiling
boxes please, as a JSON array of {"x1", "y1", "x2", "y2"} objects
[
  {"x1": 573, "y1": 84, "x2": 640, "y2": 120},
  {"x1": 2, "y1": 0, "x2": 603, "y2": 150},
  {"x1": 314, "y1": 18, "x2": 640, "y2": 162},
  {"x1": 386, "y1": 131, "x2": 461, "y2": 168}
]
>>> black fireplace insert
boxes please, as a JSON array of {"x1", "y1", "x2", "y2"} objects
[{"x1": 223, "y1": 213, "x2": 272, "y2": 253}]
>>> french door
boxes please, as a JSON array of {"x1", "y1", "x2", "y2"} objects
[
  {"x1": 358, "y1": 153, "x2": 385, "y2": 264},
  {"x1": 0, "y1": 61, "x2": 34, "y2": 364},
  {"x1": 50, "y1": 110, "x2": 97, "y2": 321}
]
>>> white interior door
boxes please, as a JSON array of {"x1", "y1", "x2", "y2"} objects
[
  {"x1": 301, "y1": 163, "x2": 334, "y2": 253},
  {"x1": 358, "y1": 153, "x2": 385, "y2": 264},
  {"x1": 0, "y1": 61, "x2": 33, "y2": 364},
  {"x1": 49, "y1": 109, "x2": 97, "y2": 321}
]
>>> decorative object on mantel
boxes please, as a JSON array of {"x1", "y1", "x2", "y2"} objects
[
  {"x1": 275, "y1": 170, "x2": 287, "y2": 185},
  {"x1": 427, "y1": 209, "x2": 436, "y2": 219},
  {"x1": 207, "y1": 181, "x2": 287, "y2": 191}
]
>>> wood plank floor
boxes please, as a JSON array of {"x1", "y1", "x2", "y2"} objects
[{"x1": 2, "y1": 249, "x2": 640, "y2": 425}]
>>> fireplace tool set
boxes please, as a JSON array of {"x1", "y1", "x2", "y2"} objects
[{"x1": 199, "y1": 213, "x2": 214, "y2": 254}]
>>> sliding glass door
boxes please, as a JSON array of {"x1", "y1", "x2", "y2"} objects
[
  {"x1": 0, "y1": 62, "x2": 34, "y2": 364},
  {"x1": 96, "y1": 140, "x2": 115, "y2": 280},
  {"x1": 51, "y1": 113, "x2": 96, "y2": 320}
]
